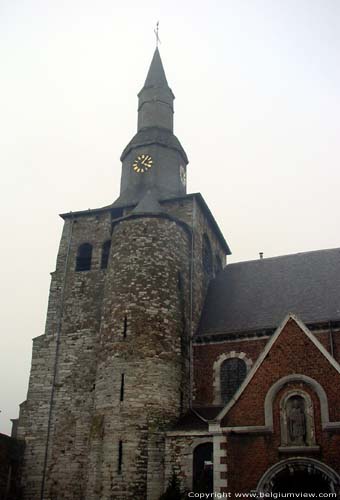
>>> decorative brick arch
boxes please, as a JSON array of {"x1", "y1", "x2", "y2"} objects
[
  {"x1": 257, "y1": 457, "x2": 340, "y2": 494},
  {"x1": 213, "y1": 352, "x2": 253, "y2": 405}
]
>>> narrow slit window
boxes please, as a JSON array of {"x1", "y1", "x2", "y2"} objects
[
  {"x1": 178, "y1": 271, "x2": 183, "y2": 292},
  {"x1": 120, "y1": 373, "x2": 125, "y2": 402},
  {"x1": 123, "y1": 316, "x2": 127, "y2": 338},
  {"x1": 118, "y1": 441, "x2": 123, "y2": 474},
  {"x1": 101, "y1": 240, "x2": 111, "y2": 269}
]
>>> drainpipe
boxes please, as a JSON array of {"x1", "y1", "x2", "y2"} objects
[
  {"x1": 189, "y1": 198, "x2": 196, "y2": 409},
  {"x1": 329, "y1": 321, "x2": 334, "y2": 358},
  {"x1": 40, "y1": 216, "x2": 74, "y2": 500}
]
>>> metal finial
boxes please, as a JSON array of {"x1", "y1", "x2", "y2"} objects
[{"x1": 154, "y1": 21, "x2": 161, "y2": 47}]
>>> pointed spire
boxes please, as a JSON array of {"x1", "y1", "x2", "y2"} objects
[
  {"x1": 113, "y1": 46, "x2": 188, "y2": 208},
  {"x1": 137, "y1": 48, "x2": 174, "y2": 132},
  {"x1": 143, "y1": 48, "x2": 169, "y2": 89}
]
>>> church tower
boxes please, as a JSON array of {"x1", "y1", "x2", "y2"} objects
[
  {"x1": 115, "y1": 47, "x2": 188, "y2": 207},
  {"x1": 16, "y1": 48, "x2": 229, "y2": 500}
]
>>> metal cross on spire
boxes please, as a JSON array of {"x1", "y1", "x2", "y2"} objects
[{"x1": 154, "y1": 21, "x2": 161, "y2": 47}]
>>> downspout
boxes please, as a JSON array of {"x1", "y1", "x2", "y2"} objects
[
  {"x1": 189, "y1": 198, "x2": 196, "y2": 409},
  {"x1": 329, "y1": 321, "x2": 334, "y2": 358},
  {"x1": 40, "y1": 216, "x2": 74, "y2": 500}
]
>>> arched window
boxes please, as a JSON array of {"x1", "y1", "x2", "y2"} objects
[
  {"x1": 101, "y1": 240, "x2": 111, "y2": 269},
  {"x1": 202, "y1": 234, "x2": 213, "y2": 278},
  {"x1": 220, "y1": 358, "x2": 247, "y2": 404},
  {"x1": 75, "y1": 243, "x2": 92, "y2": 271},
  {"x1": 193, "y1": 442, "x2": 213, "y2": 493}
]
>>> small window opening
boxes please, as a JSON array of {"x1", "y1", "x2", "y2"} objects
[
  {"x1": 120, "y1": 373, "x2": 125, "y2": 402},
  {"x1": 118, "y1": 441, "x2": 123, "y2": 474},
  {"x1": 123, "y1": 316, "x2": 127, "y2": 338},
  {"x1": 101, "y1": 240, "x2": 111, "y2": 269},
  {"x1": 75, "y1": 243, "x2": 92, "y2": 271}
]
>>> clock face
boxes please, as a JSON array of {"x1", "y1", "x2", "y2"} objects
[
  {"x1": 132, "y1": 154, "x2": 153, "y2": 173},
  {"x1": 179, "y1": 165, "x2": 186, "y2": 186}
]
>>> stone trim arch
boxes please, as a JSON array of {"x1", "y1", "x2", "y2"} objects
[
  {"x1": 257, "y1": 457, "x2": 340, "y2": 494},
  {"x1": 213, "y1": 352, "x2": 253, "y2": 405},
  {"x1": 264, "y1": 374, "x2": 340, "y2": 431}
]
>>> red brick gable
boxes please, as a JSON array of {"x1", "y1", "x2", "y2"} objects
[
  {"x1": 220, "y1": 316, "x2": 340, "y2": 428},
  {"x1": 193, "y1": 338, "x2": 267, "y2": 405}
]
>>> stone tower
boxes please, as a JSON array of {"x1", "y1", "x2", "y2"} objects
[{"x1": 16, "y1": 48, "x2": 230, "y2": 500}]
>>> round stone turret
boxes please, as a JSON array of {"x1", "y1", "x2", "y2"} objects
[{"x1": 88, "y1": 213, "x2": 191, "y2": 499}]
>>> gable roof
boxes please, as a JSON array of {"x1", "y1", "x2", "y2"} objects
[
  {"x1": 215, "y1": 314, "x2": 340, "y2": 424},
  {"x1": 198, "y1": 248, "x2": 340, "y2": 337}
]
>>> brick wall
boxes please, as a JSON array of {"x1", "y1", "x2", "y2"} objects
[{"x1": 220, "y1": 319, "x2": 340, "y2": 493}]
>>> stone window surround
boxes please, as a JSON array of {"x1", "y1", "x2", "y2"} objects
[
  {"x1": 279, "y1": 389, "x2": 316, "y2": 447},
  {"x1": 213, "y1": 351, "x2": 253, "y2": 405}
]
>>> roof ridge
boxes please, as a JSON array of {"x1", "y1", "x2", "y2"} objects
[{"x1": 226, "y1": 247, "x2": 340, "y2": 268}]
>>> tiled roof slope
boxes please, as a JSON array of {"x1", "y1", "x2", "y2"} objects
[{"x1": 197, "y1": 248, "x2": 340, "y2": 337}]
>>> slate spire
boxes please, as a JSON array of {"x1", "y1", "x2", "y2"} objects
[
  {"x1": 143, "y1": 48, "x2": 170, "y2": 89},
  {"x1": 137, "y1": 48, "x2": 174, "y2": 132},
  {"x1": 113, "y1": 48, "x2": 188, "y2": 208}
]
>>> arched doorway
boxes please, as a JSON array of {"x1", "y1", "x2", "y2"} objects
[
  {"x1": 257, "y1": 458, "x2": 340, "y2": 495},
  {"x1": 193, "y1": 442, "x2": 213, "y2": 493},
  {"x1": 273, "y1": 468, "x2": 331, "y2": 493}
]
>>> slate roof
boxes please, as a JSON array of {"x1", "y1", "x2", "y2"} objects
[
  {"x1": 120, "y1": 126, "x2": 188, "y2": 163},
  {"x1": 143, "y1": 47, "x2": 170, "y2": 90},
  {"x1": 132, "y1": 190, "x2": 162, "y2": 214},
  {"x1": 170, "y1": 407, "x2": 223, "y2": 431},
  {"x1": 197, "y1": 248, "x2": 340, "y2": 337}
]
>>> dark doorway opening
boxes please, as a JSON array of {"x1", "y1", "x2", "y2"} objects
[
  {"x1": 272, "y1": 469, "x2": 331, "y2": 493},
  {"x1": 193, "y1": 442, "x2": 213, "y2": 493}
]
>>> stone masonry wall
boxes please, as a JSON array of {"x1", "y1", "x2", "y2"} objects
[
  {"x1": 17, "y1": 194, "x2": 228, "y2": 500},
  {"x1": 164, "y1": 434, "x2": 211, "y2": 493},
  {"x1": 85, "y1": 215, "x2": 191, "y2": 500},
  {"x1": 17, "y1": 211, "x2": 112, "y2": 500}
]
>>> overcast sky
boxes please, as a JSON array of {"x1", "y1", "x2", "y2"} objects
[{"x1": 1, "y1": 0, "x2": 339, "y2": 435}]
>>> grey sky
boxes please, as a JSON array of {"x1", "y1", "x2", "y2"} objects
[{"x1": 1, "y1": 0, "x2": 339, "y2": 434}]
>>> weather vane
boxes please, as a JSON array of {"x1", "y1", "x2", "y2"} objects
[{"x1": 154, "y1": 21, "x2": 161, "y2": 47}]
